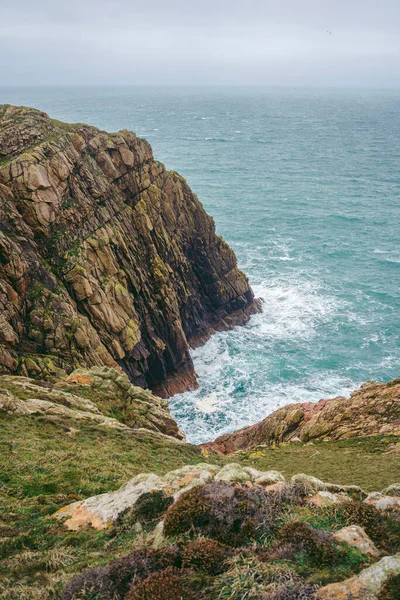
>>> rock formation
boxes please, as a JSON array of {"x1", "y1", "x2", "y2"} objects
[
  {"x1": 0, "y1": 105, "x2": 259, "y2": 396},
  {"x1": 204, "y1": 378, "x2": 400, "y2": 453},
  {"x1": 0, "y1": 366, "x2": 185, "y2": 439}
]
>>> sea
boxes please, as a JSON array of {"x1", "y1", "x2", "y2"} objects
[{"x1": 2, "y1": 86, "x2": 400, "y2": 444}]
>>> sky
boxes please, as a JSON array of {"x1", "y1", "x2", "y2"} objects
[{"x1": 1, "y1": 0, "x2": 400, "y2": 87}]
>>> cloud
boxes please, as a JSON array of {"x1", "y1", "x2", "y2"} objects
[{"x1": 1, "y1": 0, "x2": 399, "y2": 86}]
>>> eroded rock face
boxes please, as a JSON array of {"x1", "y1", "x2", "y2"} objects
[
  {"x1": 204, "y1": 379, "x2": 400, "y2": 453},
  {"x1": 0, "y1": 105, "x2": 259, "y2": 396}
]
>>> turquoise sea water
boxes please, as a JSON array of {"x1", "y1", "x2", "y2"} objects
[{"x1": 1, "y1": 87, "x2": 400, "y2": 443}]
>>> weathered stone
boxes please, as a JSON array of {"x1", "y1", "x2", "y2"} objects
[
  {"x1": 316, "y1": 553, "x2": 400, "y2": 599},
  {"x1": 332, "y1": 526, "x2": 381, "y2": 558},
  {"x1": 381, "y1": 483, "x2": 400, "y2": 497},
  {"x1": 291, "y1": 473, "x2": 326, "y2": 492},
  {"x1": 205, "y1": 378, "x2": 400, "y2": 453},
  {"x1": 55, "y1": 463, "x2": 219, "y2": 530},
  {"x1": 364, "y1": 492, "x2": 400, "y2": 511},
  {"x1": 214, "y1": 463, "x2": 251, "y2": 484},
  {"x1": 308, "y1": 491, "x2": 351, "y2": 507},
  {"x1": 253, "y1": 470, "x2": 286, "y2": 486}
]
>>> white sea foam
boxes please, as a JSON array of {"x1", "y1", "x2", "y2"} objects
[{"x1": 195, "y1": 393, "x2": 219, "y2": 413}]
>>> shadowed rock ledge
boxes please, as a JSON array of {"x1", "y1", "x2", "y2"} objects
[{"x1": 0, "y1": 104, "x2": 260, "y2": 397}]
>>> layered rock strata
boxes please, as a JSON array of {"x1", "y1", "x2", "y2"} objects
[{"x1": 0, "y1": 105, "x2": 259, "y2": 396}]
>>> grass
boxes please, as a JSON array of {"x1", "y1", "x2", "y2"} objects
[
  {"x1": 0, "y1": 409, "x2": 398, "y2": 598},
  {"x1": 235, "y1": 435, "x2": 400, "y2": 492},
  {"x1": 0, "y1": 413, "x2": 209, "y2": 598}
]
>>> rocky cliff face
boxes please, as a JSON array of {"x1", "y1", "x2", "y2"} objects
[
  {"x1": 0, "y1": 105, "x2": 259, "y2": 396},
  {"x1": 204, "y1": 378, "x2": 400, "y2": 453}
]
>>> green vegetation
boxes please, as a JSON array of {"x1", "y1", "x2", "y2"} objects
[
  {"x1": 0, "y1": 414, "x2": 205, "y2": 599},
  {"x1": 236, "y1": 435, "x2": 400, "y2": 491},
  {"x1": 60, "y1": 476, "x2": 400, "y2": 600},
  {"x1": 1, "y1": 406, "x2": 399, "y2": 599}
]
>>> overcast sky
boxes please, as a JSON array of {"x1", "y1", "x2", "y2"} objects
[{"x1": 1, "y1": 0, "x2": 400, "y2": 87}]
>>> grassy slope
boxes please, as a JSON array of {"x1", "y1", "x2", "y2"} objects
[
  {"x1": 0, "y1": 413, "x2": 205, "y2": 599},
  {"x1": 0, "y1": 411, "x2": 399, "y2": 598},
  {"x1": 235, "y1": 435, "x2": 400, "y2": 492}
]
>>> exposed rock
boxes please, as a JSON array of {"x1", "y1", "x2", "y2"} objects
[
  {"x1": 246, "y1": 468, "x2": 286, "y2": 486},
  {"x1": 54, "y1": 464, "x2": 361, "y2": 532},
  {"x1": 325, "y1": 483, "x2": 368, "y2": 501},
  {"x1": 0, "y1": 105, "x2": 259, "y2": 397},
  {"x1": 332, "y1": 526, "x2": 381, "y2": 558},
  {"x1": 308, "y1": 491, "x2": 351, "y2": 507},
  {"x1": 214, "y1": 463, "x2": 251, "y2": 484},
  {"x1": 55, "y1": 463, "x2": 221, "y2": 530},
  {"x1": 316, "y1": 553, "x2": 400, "y2": 599},
  {"x1": 364, "y1": 492, "x2": 400, "y2": 512},
  {"x1": 0, "y1": 366, "x2": 184, "y2": 439},
  {"x1": 382, "y1": 483, "x2": 400, "y2": 497},
  {"x1": 204, "y1": 379, "x2": 400, "y2": 453},
  {"x1": 291, "y1": 473, "x2": 326, "y2": 492}
]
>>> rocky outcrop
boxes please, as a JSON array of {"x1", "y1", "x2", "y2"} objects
[
  {"x1": 0, "y1": 105, "x2": 259, "y2": 397},
  {"x1": 0, "y1": 366, "x2": 185, "y2": 439},
  {"x1": 55, "y1": 462, "x2": 293, "y2": 530},
  {"x1": 204, "y1": 379, "x2": 400, "y2": 453},
  {"x1": 52, "y1": 463, "x2": 378, "y2": 531}
]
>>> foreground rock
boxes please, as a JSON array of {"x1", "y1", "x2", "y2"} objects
[
  {"x1": 55, "y1": 462, "x2": 290, "y2": 530},
  {"x1": 316, "y1": 553, "x2": 400, "y2": 599},
  {"x1": 53, "y1": 463, "x2": 382, "y2": 531},
  {"x1": 204, "y1": 378, "x2": 400, "y2": 453},
  {"x1": 0, "y1": 104, "x2": 260, "y2": 396}
]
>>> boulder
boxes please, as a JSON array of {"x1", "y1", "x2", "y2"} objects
[
  {"x1": 214, "y1": 463, "x2": 251, "y2": 484},
  {"x1": 316, "y1": 553, "x2": 400, "y2": 599},
  {"x1": 332, "y1": 526, "x2": 381, "y2": 558},
  {"x1": 381, "y1": 483, "x2": 400, "y2": 497},
  {"x1": 308, "y1": 491, "x2": 351, "y2": 507},
  {"x1": 364, "y1": 492, "x2": 400, "y2": 511}
]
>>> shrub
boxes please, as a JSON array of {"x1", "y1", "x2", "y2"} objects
[
  {"x1": 134, "y1": 491, "x2": 173, "y2": 522},
  {"x1": 273, "y1": 522, "x2": 337, "y2": 566},
  {"x1": 163, "y1": 486, "x2": 206, "y2": 537},
  {"x1": 377, "y1": 573, "x2": 400, "y2": 600},
  {"x1": 164, "y1": 482, "x2": 284, "y2": 546},
  {"x1": 181, "y1": 538, "x2": 232, "y2": 575},
  {"x1": 106, "y1": 546, "x2": 181, "y2": 598},
  {"x1": 126, "y1": 567, "x2": 196, "y2": 600},
  {"x1": 341, "y1": 501, "x2": 400, "y2": 553},
  {"x1": 262, "y1": 581, "x2": 318, "y2": 600},
  {"x1": 118, "y1": 491, "x2": 174, "y2": 528},
  {"x1": 61, "y1": 567, "x2": 113, "y2": 600},
  {"x1": 62, "y1": 547, "x2": 181, "y2": 600}
]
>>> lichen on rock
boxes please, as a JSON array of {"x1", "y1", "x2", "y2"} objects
[{"x1": 0, "y1": 104, "x2": 260, "y2": 398}]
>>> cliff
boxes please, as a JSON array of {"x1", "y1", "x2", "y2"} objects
[
  {"x1": 0, "y1": 105, "x2": 259, "y2": 396},
  {"x1": 204, "y1": 378, "x2": 400, "y2": 453}
]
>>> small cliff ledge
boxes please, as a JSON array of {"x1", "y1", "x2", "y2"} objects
[
  {"x1": 204, "y1": 378, "x2": 400, "y2": 453},
  {"x1": 0, "y1": 105, "x2": 260, "y2": 396}
]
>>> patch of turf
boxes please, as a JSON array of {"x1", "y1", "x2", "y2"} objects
[{"x1": 236, "y1": 436, "x2": 400, "y2": 491}]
